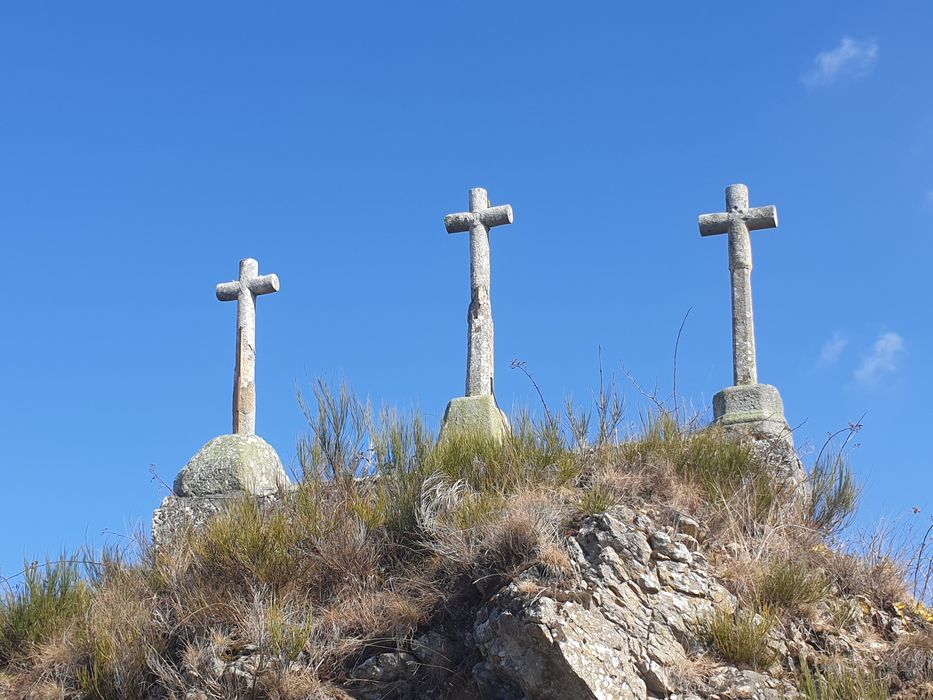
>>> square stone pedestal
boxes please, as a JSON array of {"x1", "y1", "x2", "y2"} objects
[
  {"x1": 712, "y1": 383, "x2": 807, "y2": 496},
  {"x1": 440, "y1": 395, "x2": 511, "y2": 442},
  {"x1": 713, "y1": 383, "x2": 793, "y2": 444}
]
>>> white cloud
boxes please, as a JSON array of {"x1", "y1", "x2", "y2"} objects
[
  {"x1": 854, "y1": 332, "x2": 904, "y2": 386},
  {"x1": 803, "y1": 37, "x2": 878, "y2": 87},
  {"x1": 819, "y1": 332, "x2": 848, "y2": 365}
]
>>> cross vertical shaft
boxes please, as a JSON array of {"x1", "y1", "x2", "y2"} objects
[
  {"x1": 234, "y1": 258, "x2": 259, "y2": 433},
  {"x1": 216, "y1": 258, "x2": 280, "y2": 435},
  {"x1": 698, "y1": 183, "x2": 779, "y2": 387},
  {"x1": 726, "y1": 185, "x2": 757, "y2": 385},
  {"x1": 445, "y1": 187, "x2": 514, "y2": 397},
  {"x1": 467, "y1": 188, "x2": 494, "y2": 397}
]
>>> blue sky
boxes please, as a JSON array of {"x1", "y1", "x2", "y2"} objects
[{"x1": 1, "y1": 3, "x2": 931, "y2": 579}]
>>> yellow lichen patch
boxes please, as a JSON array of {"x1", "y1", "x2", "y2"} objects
[{"x1": 914, "y1": 601, "x2": 933, "y2": 624}]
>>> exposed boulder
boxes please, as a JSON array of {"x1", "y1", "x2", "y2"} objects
[
  {"x1": 345, "y1": 505, "x2": 812, "y2": 699},
  {"x1": 471, "y1": 508, "x2": 737, "y2": 699}
]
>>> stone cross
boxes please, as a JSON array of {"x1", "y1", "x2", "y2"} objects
[
  {"x1": 215, "y1": 258, "x2": 280, "y2": 436},
  {"x1": 698, "y1": 184, "x2": 778, "y2": 387},
  {"x1": 445, "y1": 188, "x2": 514, "y2": 397}
]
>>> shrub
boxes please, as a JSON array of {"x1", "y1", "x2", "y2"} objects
[
  {"x1": 680, "y1": 428, "x2": 780, "y2": 522},
  {"x1": 616, "y1": 412, "x2": 782, "y2": 524},
  {"x1": 189, "y1": 496, "x2": 299, "y2": 593},
  {"x1": 576, "y1": 482, "x2": 619, "y2": 516},
  {"x1": 702, "y1": 605, "x2": 779, "y2": 670},
  {"x1": 888, "y1": 629, "x2": 933, "y2": 685},
  {"x1": 807, "y1": 446, "x2": 861, "y2": 536},
  {"x1": 298, "y1": 379, "x2": 372, "y2": 481},
  {"x1": 0, "y1": 556, "x2": 89, "y2": 662},
  {"x1": 799, "y1": 655, "x2": 889, "y2": 699},
  {"x1": 755, "y1": 558, "x2": 829, "y2": 612}
]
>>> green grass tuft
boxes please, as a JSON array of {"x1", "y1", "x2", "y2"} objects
[
  {"x1": 0, "y1": 556, "x2": 89, "y2": 662},
  {"x1": 703, "y1": 605, "x2": 779, "y2": 670},
  {"x1": 807, "y1": 448, "x2": 861, "y2": 536},
  {"x1": 756, "y1": 558, "x2": 829, "y2": 612},
  {"x1": 798, "y1": 655, "x2": 889, "y2": 699},
  {"x1": 618, "y1": 411, "x2": 783, "y2": 522},
  {"x1": 576, "y1": 483, "x2": 619, "y2": 516}
]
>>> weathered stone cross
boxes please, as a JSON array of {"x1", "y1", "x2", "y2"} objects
[
  {"x1": 698, "y1": 184, "x2": 778, "y2": 387},
  {"x1": 445, "y1": 187, "x2": 514, "y2": 397},
  {"x1": 215, "y1": 258, "x2": 280, "y2": 436}
]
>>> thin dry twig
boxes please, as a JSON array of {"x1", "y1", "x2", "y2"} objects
[
  {"x1": 510, "y1": 359, "x2": 554, "y2": 425},
  {"x1": 672, "y1": 307, "x2": 692, "y2": 423}
]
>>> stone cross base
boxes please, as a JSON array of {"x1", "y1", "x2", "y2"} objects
[
  {"x1": 152, "y1": 433, "x2": 291, "y2": 547},
  {"x1": 152, "y1": 491, "x2": 285, "y2": 549},
  {"x1": 712, "y1": 384, "x2": 793, "y2": 445},
  {"x1": 439, "y1": 395, "x2": 511, "y2": 442},
  {"x1": 712, "y1": 384, "x2": 807, "y2": 503}
]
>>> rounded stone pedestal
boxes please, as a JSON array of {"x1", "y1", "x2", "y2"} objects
[
  {"x1": 152, "y1": 434, "x2": 291, "y2": 547},
  {"x1": 439, "y1": 395, "x2": 511, "y2": 442},
  {"x1": 173, "y1": 433, "x2": 290, "y2": 497}
]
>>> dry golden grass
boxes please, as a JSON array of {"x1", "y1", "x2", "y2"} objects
[
  {"x1": 889, "y1": 628, "x2": 933, "y2": 687},
  {"x1": 812, "y1": 545, "x2": 910, "y2": 609},
  {"x1": 0, "y1": 386, "x2": 911, "y2": 698},
  {"x1": 798, "y1": 655, "x2": 891, "y2": 699},
  {"x1": 667, "y1": 653, "x2": 717, "y2": 695}
]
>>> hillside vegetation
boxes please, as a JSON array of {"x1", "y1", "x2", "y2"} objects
[{"x1": 2, "y1": 382, "x2": 932, "y2": 699}]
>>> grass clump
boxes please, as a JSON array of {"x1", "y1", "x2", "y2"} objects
[
  {"x1": 615, "y1": 412, "x2": 782, "y2": 525},
  {"x1": 799, "y1": 656, "x2": 890, "y2": 699},
  {"x1": 0, "y1": 557, "x2": 89, "y2": 663},
  {"x1": 807, "y1": 446, "x2": 861, "y2": 536},
  {"x1": 755, "y1": 557, "x2": 829, "y2": 612},
  {"x1": 888, "y1": 628, "x2": 933, "y2": 687},
  {"x1": 74, "y1": 569, "x2": 157, "y2": 699},
  {"x1": 189, "y1": 497, "x2": 299, "y2": 593},
  {"x1": 428, "y1": 414, "x2": 578, "y2": 495},
  {"x1": 811, "y1": 544, "x2": 908, "y2": 610},
  {"x1": 576, "y1": 482, "x2": 619, "y2": 516},
  {"x1": 702, "y1": 605, "x2": 779, "y2": 670},
  {"x1": 682, "y1": 427, "x2": 780, "y2": 522}
]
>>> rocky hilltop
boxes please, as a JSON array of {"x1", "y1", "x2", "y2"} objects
[{"x1": 1, "y1": 402, "x2": 932, "y2": 699}]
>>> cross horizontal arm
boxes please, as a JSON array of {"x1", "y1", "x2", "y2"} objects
[
  {"x1": 247, "y1": 274, "x2": 280, "y2": 296},
  {"x1": 744, "y1": 205, "x2": 778, "y2": 231},
  {"x1": 698, "y1": 205, "x2": 778, "y2": 236},
  {"x1": 445, "y1": 212, "x2": 475, "y2": 233},
  {"x1": 216, "y1": 281, "x2": 240, "y2": 301},
  {"x1": 478, "y1": 205, "x2": 513, "y2": 229},
  {"x1": 698, "y1": 213, "x2": 730, "y2": 236},
  {"x1": 445, "y1": 205, "x2": 514, "y2": 234}
]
